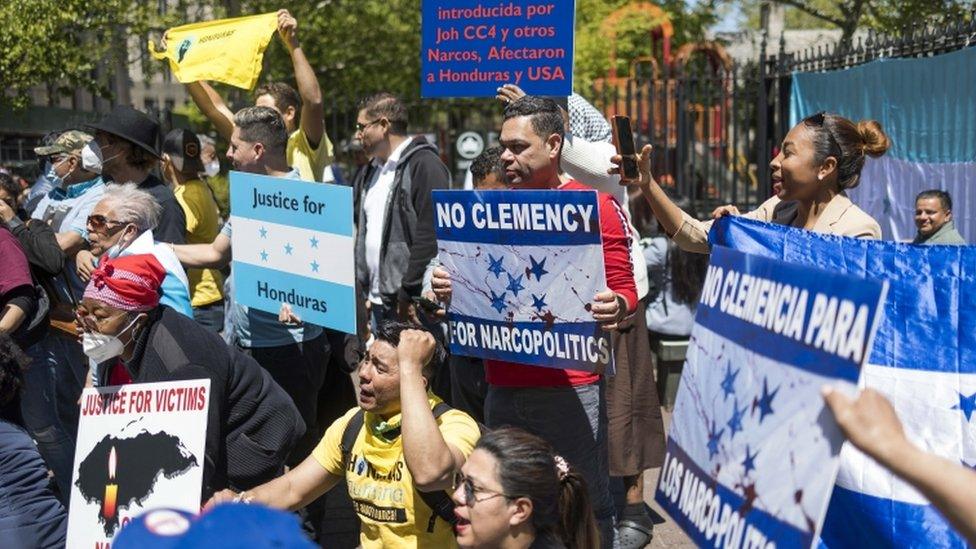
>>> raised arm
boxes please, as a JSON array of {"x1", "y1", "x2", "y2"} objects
[
  {"x1": 277, "y1": 9, "x2": 324, "y2": 148},
  {"x1": 398, "y1": 330, "x2": 465, "y2": 491},
  {"x1": 187, "y1": 81, "x2": 235, "y2": 141}
]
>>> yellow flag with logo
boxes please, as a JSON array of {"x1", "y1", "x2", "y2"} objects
[{"x1": 149, "y1": 13, "x2": 278, "y2": 90}]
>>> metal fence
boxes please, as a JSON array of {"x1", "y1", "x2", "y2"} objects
[
  {"x1": 590, "y1": 58, "x2": 765, "y2": 215},
  {"x1": 584, "y1": 10, "x2": 976, "y2": 216},
  {"x1": 758, "y1": 10, "x2": 976, "y2": 196}
]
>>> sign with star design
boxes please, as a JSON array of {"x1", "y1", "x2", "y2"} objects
[
  {"x1": 229, "y1": 171, "x2": 356, "y2": 333},
  {"x1": 433, "y1": 189, "x2": 612, "y2": 372},
  {"x1": 655, "y1": 246, "x2": 887, "y2": 549}
]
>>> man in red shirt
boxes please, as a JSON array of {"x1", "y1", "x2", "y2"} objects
[{"x1": 432, "y1": 96, "x2": 636, "y2": 548}]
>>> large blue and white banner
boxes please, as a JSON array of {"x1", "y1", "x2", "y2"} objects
[
  {"x1": 655, "y1": 245, "x2": 886, "y2": 548},
  {"x1": 229, "y1": 172, "x2": 356, "y2": 334},
  {"x1": 791, "y1": 46, "x2": 976, "y2": 242},
  {"x1": 434, "y1": 189, "x2": 611, "y2": 372},
  {"x1": 710, "y1": 216, "x2": 976, "y2": 548},
  {"x1": 421, "y1": 0, "x2": 575, "y2": 98}
]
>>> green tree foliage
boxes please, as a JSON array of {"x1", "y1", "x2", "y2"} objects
[
  {"x1": 238, "y1": 0, "x2": 423, "y2": 110},
  {"x1": 740, "y1": 0, "x2": 973, "y2": 45},
  {"x1": 574, "y1": 0, "x2": 722, "y2": 92},
  {"x1": 0, "y1": 0, "x2": 187, "y2": 110}
]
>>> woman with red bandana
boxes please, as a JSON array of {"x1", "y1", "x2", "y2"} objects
[{"x1": 76, "y1": 254, "x2": 305, "y2": 499}]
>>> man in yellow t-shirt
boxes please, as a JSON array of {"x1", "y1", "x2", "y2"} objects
[
  {"x1": 207, "y1": 323, "x2": 481, "y2": 548},
  {"x1": 184, "y1": 9, "x2": 333, "y2": 182},
  {"x1": 161, "y1": 129, "x2": 224, "y2": 331}
]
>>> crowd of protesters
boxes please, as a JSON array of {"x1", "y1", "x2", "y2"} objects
[{"x1": 2, "y1": 8, "x2": 975, "y2": 549}]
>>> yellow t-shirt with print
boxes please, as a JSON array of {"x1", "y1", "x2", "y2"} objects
[
  {"x1": 173, "y1": 178, "x2": 223, "y2": 306},
  {"x1": 287, "y1": 128, "x2": 333, "y2": 182},
  {"x1": 312, "y1": 396, "x2": 480, "y2": 549}
]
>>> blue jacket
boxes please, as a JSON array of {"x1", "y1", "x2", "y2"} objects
[{"x1": 0, "y1": 420, "x2": 67, "y2": 547}]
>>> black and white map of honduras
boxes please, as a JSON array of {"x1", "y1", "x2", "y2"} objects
[{"x1": 75, "y1": 430, "x2": 197, "y2": 535}]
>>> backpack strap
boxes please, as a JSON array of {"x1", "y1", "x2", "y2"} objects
[{"x1": 340, "y1": 409, "x2": 367, "y2": 469}]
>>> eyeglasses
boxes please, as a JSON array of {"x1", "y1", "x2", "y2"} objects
[
  {"x1": 355, "y1": 119, "x2": 382, "y2": 133},
  {"x1": 86, "y1": 214, "x2": 125, "y2": 231},
  {"x1": 453, "y1": 472, "x2": 517, "y2": 506}
]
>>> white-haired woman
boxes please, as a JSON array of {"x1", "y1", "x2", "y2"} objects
[{"x1": 75, "y1": 183, "x2": 192, "y2": 318}]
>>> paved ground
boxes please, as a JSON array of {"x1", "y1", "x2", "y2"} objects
[{"x1": 644, "y1": 410, "x2": 694, "y2": 548}]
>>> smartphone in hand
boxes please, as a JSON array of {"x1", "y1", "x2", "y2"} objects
[{"x1": 611, "y1": 115, "x2": 640, "y2": 181}]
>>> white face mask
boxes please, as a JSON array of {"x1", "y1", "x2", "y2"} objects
[
  {"x1": 81, "y1": 142, "x2": 104, "y2": 174},
  {"x1": 81, "y1": 315, "x2": 140, "y2": 363},
  {"x1": 81, "y1": 141, "x2": 123, "y2": 175},
  {"x1": 203, "y1": 159, "x2": 220, "y2": 178}
]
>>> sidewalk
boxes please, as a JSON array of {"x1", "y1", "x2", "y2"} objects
[{"x1": 643, "y1": 409, "x2": 693, "y2": 548}]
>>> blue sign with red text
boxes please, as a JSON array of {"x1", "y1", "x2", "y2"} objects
[{"x1": 421, "y1": 0, "x2": 575, "y2": 98}]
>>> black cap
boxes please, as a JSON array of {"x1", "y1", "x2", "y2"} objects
[
  {"x1": 162, "y1": 129, "x2": 205, "y2": 175},
  {"x1": 85, "y1": 105, "x2": 161, "y2": 158}
]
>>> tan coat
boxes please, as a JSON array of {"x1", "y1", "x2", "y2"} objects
[{"x1": 672, "y1": 193, "x2": 882, "y2": 253}]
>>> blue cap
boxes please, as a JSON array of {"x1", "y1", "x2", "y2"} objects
[{"x1": 113, "y1": 504, "x2": 315, "y2": 548}]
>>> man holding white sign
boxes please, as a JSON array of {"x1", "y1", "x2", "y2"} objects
[
  {"x1": 431, "y1": 96, "x2": 636, "y2": 548},
  {"x1": 171, "y1": 106, "x2": 335, "y2": 467}
]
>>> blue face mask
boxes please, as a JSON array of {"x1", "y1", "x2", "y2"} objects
[{"x1": 45, "y1": 158, "x2": 70, "y2": 188}]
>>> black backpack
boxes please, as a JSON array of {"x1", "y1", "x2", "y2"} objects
[{"x1": 340, "y1": 403, "x2": 477, "y2": 532}]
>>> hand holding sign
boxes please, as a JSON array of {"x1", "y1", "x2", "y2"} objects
[{"x1": 431, "y1": 266, "x2": 453, "y2": 306}]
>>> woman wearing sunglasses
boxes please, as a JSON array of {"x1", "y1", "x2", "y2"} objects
[
  {"x1": 453, "y1": 427, "x2": 599, "y2": 549},
  {"x1": 614, "y1": 112, "x2": 890, "y2": 253}
]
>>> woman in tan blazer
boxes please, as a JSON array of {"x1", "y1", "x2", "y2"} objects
[{"x1": 614, "y1": 112, "x2": 891, "y2": 254}]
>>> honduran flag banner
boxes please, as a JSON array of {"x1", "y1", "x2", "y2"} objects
[
  {"x1": 433, "y1": 190, "x2": 612, "y2": 372},
  {"x1": 229, "y1": 172, "x2": 357, "y2": 334},
  {"x1": 790, "y1": 46, "x2": 976, "y2": 242},
  {"x1": 710, "y1": 215, "x2": 976, "y2": 548},
  {"x1": 655, "y1": 246, "x2": 886, "y2": 549}
]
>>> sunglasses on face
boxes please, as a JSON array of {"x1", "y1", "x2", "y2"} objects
[
  {"x1": 354, "y1": 119, "x2": 382, "y2": 133},
  {"x1": 453, "y1": 472, "x2": 516, "y2": 506},
  {"x1": 86, "y1": 214, "x2": 124, "y2": 231}
]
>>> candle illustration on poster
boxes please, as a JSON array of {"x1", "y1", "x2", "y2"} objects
[{"x1": 101, "y1": 446, "x2": 119, "y2": 529}]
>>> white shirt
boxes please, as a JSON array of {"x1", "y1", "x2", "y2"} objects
[
  {"x1": 364, "y1": 136, "x2": 414, "y2": 304},
  {"x1": 561, "y1": 133, "x2": 650, "y2": 299}
]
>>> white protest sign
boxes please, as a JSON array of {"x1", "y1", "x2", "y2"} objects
[{"x1": 67, "y1": 379, "x2": 210, "y2": 549}]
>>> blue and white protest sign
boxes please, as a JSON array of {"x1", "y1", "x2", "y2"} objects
[
  {"x1": 229, "y1": 171, "x2": 356, "y2": 334},
  {"x1": 710, "y1": 216, "x2": 976, "y2": 548},
  {"x1": 434, "y1": 189, "x2": 611, "y2": 372},
  {"x1": 655, "y1": 245, "x2": 887, "y2": 549},
  {"x1": 421, "y1": 0, "x2": 575, "y2": 98}
]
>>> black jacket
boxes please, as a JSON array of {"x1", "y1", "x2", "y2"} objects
[
  {"x1": 8, "y1": 214, "x2": 64, "y2": 278},
  {"x1": 353, "y1": 136, "x2": 451, "y2": 305},
  {"x1": 99, "y1": 307, "x2": 305, "y2": 497}
]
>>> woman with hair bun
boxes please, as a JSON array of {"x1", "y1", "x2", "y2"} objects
[
  {"x1": 613, "y1": 112, "x2": 891, "y2": 252},
  {"x1": 452, "y1": 427, "x2": 599, "y2": 549}
]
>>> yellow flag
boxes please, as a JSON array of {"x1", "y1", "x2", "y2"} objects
[{"x1": 149, "y1": 13, "x2": 278, "y2": 90}]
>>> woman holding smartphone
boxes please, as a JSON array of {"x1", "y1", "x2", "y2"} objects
[{"x1": 614, "y1": 112, "x2": 890, "y2": 252}]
